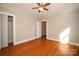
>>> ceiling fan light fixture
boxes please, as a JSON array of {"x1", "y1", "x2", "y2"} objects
[
  {"x1": 32, "y1": 3, "x2": 51, "y2": 12},
  {"x1": 39, "y1": 7, "x2": 43, "y2": 11},
  {"x1": 42, "y1": 3, "x2": 46, "y2": 5}
]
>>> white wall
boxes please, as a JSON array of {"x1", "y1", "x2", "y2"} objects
[
  {"x1": 0, "y1": 7, "x2": 36, "y2": 45},
  {"x1": 47, "y1": 8, "x2": 79, "y2": 44}
]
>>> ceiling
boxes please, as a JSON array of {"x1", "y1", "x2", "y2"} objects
[{"x1": 0, "y1": 3, "x2": 79, "y2": 19}]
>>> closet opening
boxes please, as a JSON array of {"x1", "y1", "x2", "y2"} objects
[{"x1": 8, "y1": 16, "x2": 13, "y2": 47}]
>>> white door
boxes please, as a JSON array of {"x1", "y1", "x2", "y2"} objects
[
  {"x1": 36, "y1": 20, "x2": 41, "y2": 38},
  {"x1": 1, "y1": 14, "x2": 8, "y2": 48}
]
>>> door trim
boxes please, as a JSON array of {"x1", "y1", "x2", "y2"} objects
[{"x1": 0, "y1": 12, "x2": 16, "y2": 45}]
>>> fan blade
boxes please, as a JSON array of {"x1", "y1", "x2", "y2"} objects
[
  {"x1": 32, "y1": 7, "x2": 38, "y2": 9},
  {"x1": 37, "y1": 3, "x2": 40, "y2": 6},
  {"x1": 43, "y1": 8, "x2": 48, "y2": 11},
  {"x1": 44, "y1": 3, "x2": 51, "y2": 7}
]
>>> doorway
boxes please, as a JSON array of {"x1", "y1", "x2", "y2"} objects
[
  {"x1": 0, "y1": 12, "x2": 15, "y2": 49},
  {"x1": 8, "y1": 16, "x2": 13, "y2": 47},
  {"x1": 41, "y1": 21, "x2": 46, "y2": 38}
]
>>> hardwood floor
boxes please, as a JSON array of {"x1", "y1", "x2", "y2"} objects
[{"x1": 0, "y1": 38, "x2": 79, "y2": 56}]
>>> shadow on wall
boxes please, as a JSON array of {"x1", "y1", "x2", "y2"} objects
[{"x1": 59, "y1": 27, "x2": 70, "y2": 44}]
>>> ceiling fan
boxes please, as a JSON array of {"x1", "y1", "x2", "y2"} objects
[{"x1": 32, "y1": 3, "x2": 51, "y2": 12}]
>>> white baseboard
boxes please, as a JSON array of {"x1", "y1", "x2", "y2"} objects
[
  {"x1": 14, "y1": 37, "x2": 79, "y2": 46},
  {"x1": 69, "y1": 42, "x2": 79, "y2": 46},
  {"x1": 47, "y1": 37, "x2": 79, "y2": 46},
  {"x1": 14, "y1": 37, "x2": 36, "y2": 45},
  {"x1": 47, "y1": 37, "x2": 60, "y2": 42}
]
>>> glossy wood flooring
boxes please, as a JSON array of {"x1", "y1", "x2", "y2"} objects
[{"x1": 0, "y1": 38, "x2": 79, "y2": 56}]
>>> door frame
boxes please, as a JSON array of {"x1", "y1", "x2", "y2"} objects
[
  {"x1": 36, "y1": 19, "x2": 47, "y2": 38},
  {"x1": 0, "y1": 12, "x2": 16, "y2": 45}
]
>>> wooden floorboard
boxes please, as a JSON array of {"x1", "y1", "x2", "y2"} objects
[{"x1": 0, "y1": 38, "x2": 79, "y2": 56}]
